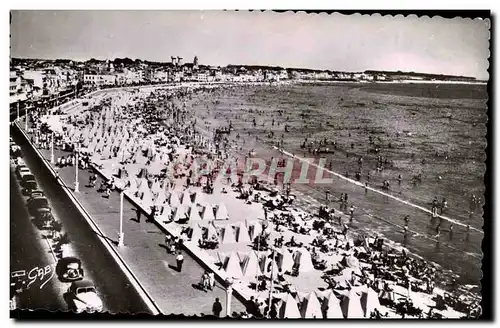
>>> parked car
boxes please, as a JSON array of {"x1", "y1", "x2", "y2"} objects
[
  {"x1": 56, "y1": 257, "x2": 84, "y2": 282},
  {"x1": 15, "y1": 165, "x2": 28, "y2": 178},
  {"x1": 22, "y1": 180, "x2": 38, "y2": 196},
  {"x1": 66, "y1": 280, "x2": 103, "y2": 313},
  {"x1": 17, "y1": 167, "x2": 31, "y2": 180},
  {"x1": 14, "y1": 158, "x2": 26, "y2": 166},
  {"x1": 29, "y1": 190, "x2": 44, "y2": 199},
  {"x1": 22, "y1": 173, "x2": 36, "y2": 186},
  {"x1": 27, "y1": 196, "x2": 50, "y2": 217}
]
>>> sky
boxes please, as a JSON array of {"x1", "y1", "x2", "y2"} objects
[{"x1": 10, "y1": 10, "x2": 490, "y2": 79}]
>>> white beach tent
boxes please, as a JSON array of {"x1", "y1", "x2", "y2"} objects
[
  {"x1": 214, "y1": 202, "x2": 229, "y2": 220},
  {"x1": 360, "y1": 286, "x2": 381, "y2": 317},
  {"x1": 246, "y1": 220, "x2": 262, "y2": 240},
  {"x1": 154, "y1": 191, "x2": 167, "y2": 206},
  {"x1": 279, "y1": 293, "x2": 302, "y2": 319},
  {"x1": 340, "y1": 289, "x2": 364, "y2": 319},
  {"x1": 190, "y1": 223, "x2": 204, "y2": 244},
  {"x1": 180, "y1": 190, "x2": 193, "y2": 205},
  {"x1": 277, "y1": 247, "x2": 295, "y2": 274},
  {"x1": 322, "y1": 291, "x2": 344, "y2": 319},
  {"x1": 224, "y1": 251, "x2": 243, "y2": 279},
  {"x1": 168, "y1": 191, "x2": 181, "y2": 208},
  {"x1": 294, "y1": 248, "x2": 315, "y2": 273},
  {"x1": 191, "y1": 191, "x2": 206, "y2": 206},
  {"x1": 206, "y1": 222, "x2": 219, "y2": 240},
  {"x1": 300, "y1": 292, "x2": 323, "y2": 319},
  {"x1": 171, "y1": 206, "x2": 187, "y2": 222},
  {"x1": 187, "y1": 206, "x2": 202, "y2": 221},
  {"x1": 241, "y1": 251, "x2": 262, "y2": 277},
  {"x1": 235, "y1": 222, "x2": 251, "y2": 243},
  {"x1": 200, "y1": 204, "x2": 215, "y2": 221},
  {"x1": 221, "y1": 224, "x2": 236, "y2": 244}
]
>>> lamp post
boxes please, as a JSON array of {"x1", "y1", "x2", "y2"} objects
[
  {"x1": 225, "y1": 277, "x2": 234, "y2": 317},
  {"x1": 25, "y1": 106, "x2": 28, "y2": 131},
  {"x1": 16, "y1": 101, "x2": 20, "y2": 121},
  {"x1": 50, "y1": 132, "x2": 55, "y2": 164},
  {"x1": 267, "y1": 249, "x2": 276, "y2": 318},
  {"x1": 118, "y1": 190, "x2": 124, "y2": 246},
  {"x1": 74, "y1": 142, "x2": 80, "y2": 192}
]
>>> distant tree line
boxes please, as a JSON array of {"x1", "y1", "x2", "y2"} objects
[{"x1": 364, "y1": 70, "x2": 477, "y2": 81}]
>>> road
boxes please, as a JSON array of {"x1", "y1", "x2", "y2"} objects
[
  {"x1": 10, "y1": 127, "x2": 152, "y2": 314},
  {"x1": 10, "y1": 165, "x2": 66, "y2": 311}
]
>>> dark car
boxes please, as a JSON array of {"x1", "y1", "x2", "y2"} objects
[
  {"x1": 56, "y1": 257, "x2": 84, "y2": 282},
  {"x1": 22, "y1": 180, "x2": 38, "y2": 196},
  {"x1": 22, "y1": 174, "x2": 36, "y2": 185},
  {"x1": 29, "y1": 189, "x2": 44, "y2": 199},
  {"x1": 27, "y1": 196, "x2": 50, "y2": 216}
]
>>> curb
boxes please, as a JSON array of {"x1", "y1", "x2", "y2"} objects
[{"x1": 14, "y1": 122, "x2": 163, "y2": 316}]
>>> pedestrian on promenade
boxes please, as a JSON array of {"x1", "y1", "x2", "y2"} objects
[
  {"x1": 176, "y1": 251, "x2": 184, "y2": 272},
  {"x1": 149, "y1": 205, "x2": 157, "y2": 222},
  {"x1": 165, "y1": 234, "x2": 171, "y2": 250},
  {"x1": 208, "y1": 271, "x2": 215, "y2": 290},
  {"x1": 212, "y1": 298, "x2": 223, "y2": 317},
  {"x1": 136, "y1": 208, "x2": 141, "y2": 223},
  {"x1": 349, "y1": 205, "x2": 354, "y2": 223},
  {"x1": 201, "y1": 271, "x2": 210, "y2": 292}
]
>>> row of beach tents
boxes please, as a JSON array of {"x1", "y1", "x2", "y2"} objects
[
  {"x1": 271, "y1": 286, "x2": 382, "y2": 319},
  {"x1": 217, "y1": 248, "x2": 315, "y2": 279}
]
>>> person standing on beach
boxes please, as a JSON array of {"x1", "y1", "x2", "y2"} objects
[
  {"x1": 349, "y1": 205, "x2": 354, "y2": 222},
  {"x1": 404, "y1": 215, "x2": 410, "y2": 226},
  {"x1": 176, "y1": 251, "x2": 184, "y2": 272}
]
